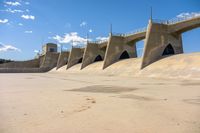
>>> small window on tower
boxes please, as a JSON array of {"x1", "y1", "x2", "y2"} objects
[{"x1": 49, "y1": 48, "x2": 55, "y2": 52}]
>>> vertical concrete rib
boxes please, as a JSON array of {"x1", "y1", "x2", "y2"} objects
[
  {"x1": 141, "y1": 20, "x2": 183, "y2": 69},
  {"x1": 103, "y1": 35, "x2": 137, "y2": 69},
  {"x1": 81, "y1": 42, "x2": 106, "y2": 69},
  {"x1": 67, "y1": 47, "x2": 84, "y2": 69},
  {"x1": 56, "y1": 51, "x2": 69, "y2": 69}
]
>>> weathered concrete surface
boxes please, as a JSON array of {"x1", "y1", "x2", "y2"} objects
[
  {"x1": 42, "y1": 43, "x2": 57, "y2": 54},
  {"x1": 142, "y1": 16, "x2": 200, "y2": 69},
  {"x1": 56, "y1": 51, "x2": 69, "y2": 70},
  {"x1": 55, "y1": 53, "x2": 200, "y2": 80},
  {"x1": 81, "y1": 43, "x2": 106, "y2": 69},
  {"x1": 0, "y1": 58, "x2": 40, "y2": 68},
  {"x1": 67, "y1": 48, "x2": 85, "y2": 69},
  {"x1": 0, "y1": 52, "x2": 59, "y2": 73},
  {"x1": 103, "y1": 35, "x2": 138, "y2": 69},
  {"x1": 40, "y1": 52, "x2": 59, "y2": 70},
  {"x1": 141, "y1": 21, "x2": 183, "y2": 69},
  {"x1": 169, "y1": 17, "x2": 200, "y2": 34},
  {"x1": 0, "y1": 67, "x2": 49, "y2": 73}
]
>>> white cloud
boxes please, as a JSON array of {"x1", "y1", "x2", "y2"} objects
[
  {"x1": 89, "y1": 29, "x2": 93, "y2": 33},
  {"x1": 0, "y1": 19, "x2": 8, "y2": 24},
  {"x1": 177, "y1": 12, "x2": 200, "y2": 18},
  {"x1": 21, "y1": 15, "x2": 35, "y2": 20},
  {"x1": 24, "y1": 30, "x2": 32, "y2": 33},
  {"x1": 34, "y1": 50, "x2": 39, "y2": 53},
  {"x1": 18, "y1": 23, "x2": 23, "y2": 26},
  {"x1": 96, "y1": 36, "x2": 108, "y2": 42},
  {"x1": 52, "y1": 32, "x2": 87, "y2": 46},
  {"x1": 26, "y1": 9, "x2": 29, "y2": 12},
  {"x1": 4, "y1": 1, "x2": 21, "y2": 6},
  {"x1": 57, "y1": 44, "x2": 61, "y2": 47},
  {"x1": 80, "y1": 21, "x2": 87, "y2": 27},
  {"x1": 0, "y1": 43, "x2": 21, "y2": 52},
  {"x1": 5, "y1": 8, "x2": 23, "y2": 13}
]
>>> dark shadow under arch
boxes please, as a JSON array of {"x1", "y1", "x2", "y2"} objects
[
  {"x1": 94, "y1": 55, "x2": 103, "y2": 62},
  {"x1": 162, "y1": 44, "x2": 175, "y2": 56},
  {"x1": 78, "y1": 58, "x2": 83, "y2": 63},
  {"x1": 119, "y1": 51, "x2": 130, "y2": 60}
]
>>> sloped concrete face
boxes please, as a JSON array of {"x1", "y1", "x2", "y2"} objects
[
  {"x1": 56, "y1": 51, "x2": 69, "y2": 69},
  {"x1": 103, "y1": 35, "x2": 137, "y2": 69},
  {"x1": 141, "y1": 21, "x2": 183, "y2": 69},
  {"x1": 40, "y1": 52, "x2": 59, "y2": 70},
  {"x1": 67, "y1": 47, "x2": 85, "y2": 69},
  {"x1": 81, "y1": 43, "x2": 106, "y2": 69}
]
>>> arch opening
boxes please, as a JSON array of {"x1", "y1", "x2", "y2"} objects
[
  {"x1": 136, "y1": 40, "x2": 144, "y2": 58},
  {"x1": 78, "y1": 58, "x2": 83, "y2": 63},
  {"x1": 182, "y1": 28, "x2": 200, "y2": 54},
  {"x1": 94, "y1": 55, "x2": 103, "y2": 62},
  {"x1": 162, "y1": 44, "x2": 175, "y2": 56},
  {"x1": 119, "y1": 51, "x2": 130, "y2": 60}
]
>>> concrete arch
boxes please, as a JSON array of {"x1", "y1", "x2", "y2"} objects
[
  {"x1": 141, "y1": 16, "x2": 200, "y2": 69},
  {"x1": 103, "y1": 35, "x2": 138, "y2": 69},
  {"x1": 94, "y1": 55, "x2": 103, "y2": 62},
  {"x1": 141, "y1": 21, "x2": 184, "y2": 69},
  {"x1": 78, "y1": 57, "x2": 83, "y2": 63},
  {"x1": 119, "y1": 50, "x2": 130, "y2": 59},
  {"x1": 67, "y1": 47, "x2": 85, "y2": 69},
  {"x1": 162, "y1": 44, "x2": 175, "y2": 56},
  {"x1": 56, "y1": 51, "x2": 69, "y2": 69},
  {"x1": 81, "y1": 42, "x2": 107, "y2": 69}
]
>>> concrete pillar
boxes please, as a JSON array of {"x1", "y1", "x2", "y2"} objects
[
  {"x1": 141, "y1": 21, "x2": 183, "y2": 69},
  {"x1": 103, "y1": 35, "x2": 137, "y2": 69},
  {"x1": 40, "y1": 52, "x2": 59, "y2": 70},
  {"x1": 81, "y1": 43, "x2": 106, "y2": 69},
  {"x1": 67, "y1": 47, "x2": 85, "y2": 69},
  {"x1": 56, "y1": 51, "x2": 69, "y2": 69}
]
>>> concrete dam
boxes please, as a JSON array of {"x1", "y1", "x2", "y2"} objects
[{"x1": 1, "y1": 15, "x2": 200, "y2": 79}]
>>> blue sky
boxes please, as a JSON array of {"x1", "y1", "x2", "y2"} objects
[{"x1": 0, "y1": 0, "x2": 200, "y2": 60}]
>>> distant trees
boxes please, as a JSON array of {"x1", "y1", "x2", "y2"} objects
[{"x1": 0, "y1": 59, "x2": 14, "y2": 64}]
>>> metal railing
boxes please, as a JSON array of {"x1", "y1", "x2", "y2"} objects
[
  {"x1": 113, "y1": 27, "x2": 147, "y2": 37},
  {"x1": 72, "y1": 45, "x2": 86, "y2": 49},
  {"x1": 88, "y1": 39, "x2": 108, "y2": 44},
  {"x1": 153, "y1": 12, "x2": 200, "y2": 25}
]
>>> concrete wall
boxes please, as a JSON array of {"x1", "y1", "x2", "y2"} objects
[
  {"x1": 40, "y1": 52, "x2": 59, "y2": 70},
  {"x1": 0, "y1": 58, "x2": 40, "y2": 68},
  {"x1": 0, "y1": 52, "x2": 59, "y2": 73},
  {"x1": 81, "y1": 43, "x2": 106, "y2": 69},
  {"x1": 141, "y1": 21, "x2": 183, "y2": 69},
  {"x1": 67, "y1": 48, "x2": 85, "y2": 69},
  {"x1": 103, "y1": 35, "x2": 137, "y2": 69},
  {"x1": 0, "y1": 67, "x2": 49, "y2": 73},
  {"x1": 56, "y1": 51, "x2": 69, "y2": 69}
]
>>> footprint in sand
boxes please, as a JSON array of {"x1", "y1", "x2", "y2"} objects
[{"x1": 73, "y1": 97, "x2": 96, "y2": 113}]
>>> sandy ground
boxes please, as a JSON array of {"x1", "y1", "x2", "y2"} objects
[{"x1": 0, "y1": 72, "x2": 200, "y2": 133}]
